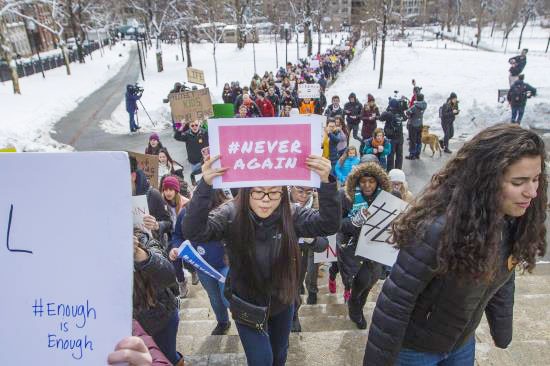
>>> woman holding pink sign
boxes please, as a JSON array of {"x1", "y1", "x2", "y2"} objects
[{"x1": 182, "y1": 155, "x2": 341, "y2": 366}]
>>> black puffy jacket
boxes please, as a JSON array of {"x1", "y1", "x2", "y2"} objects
[
  {"x1": 364, "y1": 217, "x2": 516, "y2": 365},
  {"x1": 182, "y1": 180, "x2": 341, "y2": 315}
]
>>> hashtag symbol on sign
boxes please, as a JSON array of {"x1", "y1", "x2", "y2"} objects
[
  {"x1": 33, "y1": 298, "x2": 44, "y2": 317},
  {"x1": 228, "y1": 141, "x2": 240, "y2": 154}
]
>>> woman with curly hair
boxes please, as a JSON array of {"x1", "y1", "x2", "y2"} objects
[{"x1": 364, "y1": 123, "x2": 547, "y2": 366}]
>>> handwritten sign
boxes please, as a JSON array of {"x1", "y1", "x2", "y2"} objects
[
  {"x1": 208, "y1": 116, "x2": 323, "y2": 188},
  {"x1": 314, "y1": 235, "x2": 337, "y2": 263},
  {"x1": 132, "y1": 195, "x2": 152, "y2": 236},
  {"x1": 128, "y1": 151, "x2": 159, "y2": 189},
  {"x1": 169, "y1": 88, "x2": 213, "y2": 123},
  {"x1": 355, "y1": 191, "x2": 408, "y2": 266},
  {"x1": 177, "y1": 240, "x2": 226, "y2": 283},
  {"x1": 187, "y1": 67, "x2": 205, "y2": 85},
  {"x1": 298, "y1": 83, "x2": 321, "y2": 99},
  {"x1": 0, "y1": 152, "x2": 132, "y2": 364},
  {"x1": 498, "y1": 89, "x2": 509, "y2": 103}
]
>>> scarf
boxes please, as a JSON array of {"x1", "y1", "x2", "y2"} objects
[
  {"x1": 348, "y1": 186, "x2": 381, "y2": 218},
  {"x1": 372, "y1": 137, "x2": 385, "y2": 150}
]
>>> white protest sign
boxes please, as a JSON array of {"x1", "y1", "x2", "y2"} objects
[
  {"x1": 355, "y1": 191, "x2": 408, "y2": 267},
  {"x1": 314, "y1": 235, "x2": 338, "y2": 263},
  {"x1": 0, "y1": 152, "x2": 133, "y2": 365},
  {"x1": 208, "y1": 116, "x2": 323, "y2": 189},
  {"x1": 132, "y1": 195, "x2": 152, "y2": 236},
  {"x1": 310, "y1": 59, "x2": 320, "y2": 69},
  {"x1": 298, "y1": 83, "x2": 321, "y2": 99}
]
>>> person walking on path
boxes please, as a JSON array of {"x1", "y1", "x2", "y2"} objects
[
  {"x1": 507, "y1": 74, "x2": 537, "y2": 125},
  {"x1": 344, "y1": 92, "x2": 363, "y2": 144},
  {"x1": 364, "y1": 124, "x2": 547, "y2": 366},
  {"x1": 174, "y1": 120, "x2": 209, "y2": 185},
  {"x1": 405, "y1": 93, "x2": 427, "y2": 160},
  {"x1": 182, "y1": 155, "x2": 341, "y2": 366},
  {"x1": 439, "y1": 92, "x2": 460, "y2": 153}
]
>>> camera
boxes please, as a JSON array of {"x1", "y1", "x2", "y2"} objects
[{"x1": 128, "y1": 83, "x2": 144, "y2": 96}]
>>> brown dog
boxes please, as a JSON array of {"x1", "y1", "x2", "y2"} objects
[{"x1": 421, "y1": 125, "x2": 442, "y2": 157}]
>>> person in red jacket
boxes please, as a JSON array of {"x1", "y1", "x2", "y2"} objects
[{"x1": 255, "y1": 90, "x2": 275, "y2": 117}]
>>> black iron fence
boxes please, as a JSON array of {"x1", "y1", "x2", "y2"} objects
[{"x1": 0, "y1": 42, "x2": 103, "y2": 82}]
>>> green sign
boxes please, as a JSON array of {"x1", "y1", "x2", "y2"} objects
[{"x1": 212, "y1": 103, "x2": 235, "y2": 118}]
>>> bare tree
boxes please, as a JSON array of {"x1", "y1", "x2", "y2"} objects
[
  {"x1": 517, "y1": 0, "x2": 538, "y2": 50},
  {"x1": 378, "y1": 0, "x2": 388, "y2": 88},
  {"x1": 195, "y1": 0, "x2": 225, "y2": 86}
]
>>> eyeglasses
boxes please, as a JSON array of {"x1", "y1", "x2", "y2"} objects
[
  {"x1": 190, "y1": 124, "x2": 199, "y2": 127},
  {"x1": 250, "y1": 190, "x2": 283, "y2": 201},
  {"x1": 292, "y1": 187, "x2": 314, "y2": 196}
]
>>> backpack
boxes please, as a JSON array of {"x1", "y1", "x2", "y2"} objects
[{"x1": 508, "y1": 83, "x2": 527, "y2": 105}]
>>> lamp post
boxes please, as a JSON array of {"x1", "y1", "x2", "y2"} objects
[
  {"x1": 131, "y1": 21, "x2": 145, "y2": 81},
  {"x1": 284, "y1": 22, "x2": 289, "y2": 65},
  {"x1": 26, "y1": 20, "x2": 45, "y2": 78}
]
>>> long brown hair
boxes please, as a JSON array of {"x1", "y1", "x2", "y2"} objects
[
  {"x1": 230, "y1": 186, "x2": 300, "y2": 304},
  {"x1": 393, "y1": 123, "x2": 547, "y2": 281}
]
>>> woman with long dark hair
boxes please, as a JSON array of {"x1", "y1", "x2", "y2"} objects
[
  {"x1": 182, "y1": 155, "x2": 341, "y2": 366},
  {"x1": 364, "y1": 124, "x2": 547, "y2": 365}
]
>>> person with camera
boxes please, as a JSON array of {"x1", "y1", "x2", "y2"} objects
[
  {"x1": 507, "y1": 74, "x2": 537, "y2": 125},
  {"x1": 126, "y1": 84, "x2": 143, "y2": 133}
]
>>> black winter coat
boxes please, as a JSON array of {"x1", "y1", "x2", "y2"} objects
[
  {"x1": 324, "y1": 104, "x2": 345, "y2": 119},
  {"x1": 440, "y1": 100, "x2": 458, "y2": 125},
  {"x1": 174, "y1": 128, "x2": 208, "y2": 165},
  {"x1": 182, "y1": 180, "x2": 341, "y2": 315},
  {"x1": 134, "y1": 234, "x2": 178, "y2": 336},
  {"x1": 364, "y1": 217, "x2": 517, "y2": 365},
  {"x1": 344, "y1": 100, "x2": 363, "y2": 125}
]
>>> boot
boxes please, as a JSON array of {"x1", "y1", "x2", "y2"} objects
[
  {"x1": 191, "y1": 271, "x2": 199, "y2": 285},
  {"x1": 175, "y1": 352, "x2": 185, "y2": 366},
  {"x1": 444, "y1": 148, "x2": 452, "y2": 154},
  {"x1": 348, "y1": 300, "x2": 367, "y2": 330},
  {"x1": 211, "y1": 322, "x2": 231, "y2": 335},
  {"x1": 178, "y1": 279, "x2": 189, "y2": 299},
  {"x1": 306, "y1": 292, "x2": 317, "y2": 305}
]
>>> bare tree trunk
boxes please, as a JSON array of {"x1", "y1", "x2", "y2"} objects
[
  {"x1": 0, "y1": 20, "x2": 21, "y2": 94},
  {"x1": 67, "y1": 0, "x2": 85, "y2": 63},
  {"x1": 305, "y1": 0, "x2": 312, "y2": 56},
  {"x1": 60, "y1": 43, "x2": 72, "y2": 75},
  {"x1": 185, "y1": 29, "x2": 192, "y2": 67},
  {"x1": 317, "y1": 19, "x2": 322, "y2": 55},
  {"x1": 490, "y1": 17, "x2": 496, "y2": 37},
  {"x1": 213, "y1": 43, "x2": 219, "y2": 86},
  {"x1": 476, "y1": 1, "x2": 485, "y2": 46},
  {"x1": 517, "y1": 15, "x2": 529, "y2": 50},
  {"x1": 236, "y1": 0, "x2": 245, "y2": 49},
  {"x1": 378, "y1": 3, "x2": 387, "y2": 89},
  {"x1": 446, "y1": 0, "x2": 453, "y2": 32},
  {"x1": 546, "y1": 34, "x2": 550, "y2": 53}
]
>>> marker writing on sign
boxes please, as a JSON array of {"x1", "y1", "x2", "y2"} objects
[{"x1": 5, "y1": 204, "x2": 33, "y2": 254}]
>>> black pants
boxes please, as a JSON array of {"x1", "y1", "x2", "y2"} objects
[
  {"x1": 348, "y1": 260, "x2": 382, "y2": 322},
  {"x1": 347, "y1": 122, "x2": 362, "y2": 143},
  {"x1": 387, "y1": 137, "x2": 403, "y2": 170},
  {"x1": 442, "y1": 121, "x2": 454, "y2": 149}
]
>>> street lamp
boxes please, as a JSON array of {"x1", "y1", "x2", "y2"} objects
[
  {"x1": 284, "y1": 22, "x2": 289, "y2": 65},
  {"x1": 26, "y1": 20, "x2": 45, "y2": 78},
  {"x1": 130, "y1": 21, "x2": 145, "y2": 81}
]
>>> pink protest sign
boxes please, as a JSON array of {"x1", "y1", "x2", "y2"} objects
[{"x1": 209, "y1": 116, "x2": 324, "y2": 188}]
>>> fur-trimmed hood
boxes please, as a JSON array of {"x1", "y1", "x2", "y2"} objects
[{"x1": 345, "y1": 162, "x2": 392, "y2": 202}]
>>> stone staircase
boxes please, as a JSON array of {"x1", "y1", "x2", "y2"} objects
[{"x1": 177, "y1": 264, "x2": 550, "y2": 366}]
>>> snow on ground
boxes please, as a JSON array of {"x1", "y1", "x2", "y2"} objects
[
  {"x1": 0, "y1": 42, "x2": 132, "y2": 151},
  {"x1": 99, "y1": 33, "x2": 353, "y2": 134},
  {"x1": 327, "y1": 33, "x2": 550, "y2": 139}
]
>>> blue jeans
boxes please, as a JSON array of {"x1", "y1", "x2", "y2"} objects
[
  {"x1": 190, "y1": 162, "x2": 202, "y2": 185},
  {"x1": 128, "y1": 111, "x2": 138, "y2": 131},
  {"x1": 236, "y1": 304, "x2": 294, "y2": 366},
  {"x1": 152, "y1": 310, "x2": 181, "y2": 365},
  {"x1": 197, "y1": 266, "x2": 230, "y2": 324},
  {"x1": 511, "y1": 105, "x2": 525, "y2": 124},
  {"x1": 396, "y1": 337, "x2": 475, "y2": 366}
]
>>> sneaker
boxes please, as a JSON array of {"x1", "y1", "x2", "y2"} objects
[
  {"x1": 191, "y1": 271, "x2": 199, "y2": 285},
  {"x1": 439, "y1": 139, "x2": 444, "y2": 149},
  {"x1": 211, "y1": 322, "x2": 231, "y2": 335},
  {"x1": 444, "y1": 148, "x2": 452, "y2": 154},
  {"x1": 291, "y1": 316, "x2": 302, "y2": 333},
  {"x1": 343, "y1": 289, "x2": 351, "y2": 303},
  {"x1": 306, "y1": 292, "x2": 317, "y2": 305},
  {"x1": 348, "y1": 302, "x2": 367, "y2": 329},
  {"x1": 405, "y1": 155, "x2": 416, "y2": 160},
  {"x1": 179, "y1": 279, "x2": 189, "y2": 299},
  {"x1": 351, "y1": 313, "x2": 367, "y2": 330},
  {"x1": 328, "y1": 278, "x2": 337, "y2": 294}
]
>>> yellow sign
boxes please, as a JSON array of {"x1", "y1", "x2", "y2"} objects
[{"x1": 0, "y1": 146, "x2": 16, "y2": 152}]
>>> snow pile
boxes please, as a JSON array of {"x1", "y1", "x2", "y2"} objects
[
  {"x1": 0, "y1": 43, "x2": 132, "y2": 151},
  {"x1": 99, "y1": 33, "x2": 352, "y2": 135}
]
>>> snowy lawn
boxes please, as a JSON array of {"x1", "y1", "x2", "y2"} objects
[{"x1": 0, "y1": 42, "x2": 132, "y2": 151}]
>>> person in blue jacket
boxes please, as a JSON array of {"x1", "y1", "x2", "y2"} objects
[
  {"x1": 362, "y1": 128, "x2": 392, "y2": 170},
  {"x1": 335, "y1": 146, "x2": 360, "y2": 185},
  {"x1": 169, "y1": 189, "x2": 231, "y2": 336}
]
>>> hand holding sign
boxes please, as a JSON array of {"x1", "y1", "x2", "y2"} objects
[
  {"x1": 305, "y1": 155, "x2": 331, "y2": 183},
  {"x1": 202, "y1": 155, "x2": 229, "y2": 186},
  {"x1": 107, "y1": 336, "x2": 152, "y2": 365}
]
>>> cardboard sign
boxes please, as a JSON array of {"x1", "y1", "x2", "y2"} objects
[
  {"x1": 177, "y1": 241, "x2": 226, "y2": 283},
  {"x1": 132, "y1": 195, "x2": 152, "y2": 236},
  {"x1": 0, "y1": 146, "x2": 16, "y2": 152},
  {"x1": 314, "y1": 235, "x2": 337, "y2": 263},
  {"x1": 498, "y1": 89, "x2": 509, "y2": 103},
  {"x1": 213, "y1": 103, "x2": 235, "y2": 118},
  {"x1": 186, "y1": 67, "x2": 205, "y2": 85},
  {"x1": 209, "y1": 116, "x2": 323, "y2": 188},
  {"x1": 128, "y1": 151, "x2": 159, "y2": 189},
  {"x1": 0, "y1": 152, "x2": 132, "y2": 364},
  {"x1": 298, "y1": 83, "x2": 321, "y2": 99},
  {"x1": 355, "y1": 191, "x2": 408, "y2": 266},
  {"x1": 169, "y1": 88, "x2": 213, "y2": 124}
]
